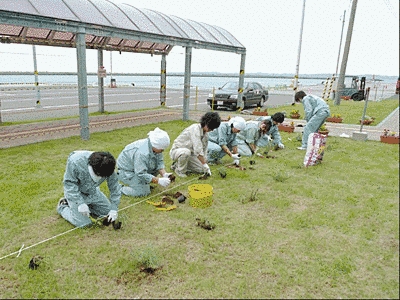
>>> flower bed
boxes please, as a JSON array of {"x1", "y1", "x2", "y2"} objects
[
  {"x1": 380, "y1": 136, "x2": 400, "y2": 144},
  {"x1": 359, "y1": 119, "x2": 374, "y2": 125},
  {"x1": 252, "y1": 111, "x2": 268, "y2": 116},
  {"x1": 252, "y1": 108, "x2": 268, "y2": 116},
  {"x1": 326, "y1": 114, "x2": 343, "y2": 123},
  {"x1": 318, "y1": 123, "x2": 329, "y2": 136},
  {"x1": 380, "y1": 129, "x2": 400, "y2": 144},
  {"x1": 289, "y1": 110, "x2": 301, "y2": 119},
  {"x1": 318, "y1": 130, "x2": 329, "y2": 136},
  {"x1": 359, "y1": 116, "x2": 375, "y2": 125},
  {"x1": 278, "y1": 123, "x2": 295, "y2": 133}
]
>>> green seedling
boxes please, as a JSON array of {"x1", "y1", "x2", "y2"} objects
[
  {"x1": 29, "y1": 255, "x2": 43, "y2": 270},
  {"x1": 195, "y1": 217, "x2": 216, "y2": 230}
]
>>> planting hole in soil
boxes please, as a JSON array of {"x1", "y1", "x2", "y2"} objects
[{"x1": 168, "y1": 174, "x2": 176, "y2": 182}]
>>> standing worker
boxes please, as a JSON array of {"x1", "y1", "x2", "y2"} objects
[
  {"x1": 57, "y1": 151, "x2": 122, "y2": 228},
  {"x1": 170, "y1": 112, "x2": 221, "y2": 177},
  {"x1": 117, "y1": 127, "x2": 172, "y2": 197},
  {"x1": 294, "y1": 91, "x2": 330, "y2": 150},
  {"x1": 207, "y1": 116, "x2": 246, "y2": 165}
]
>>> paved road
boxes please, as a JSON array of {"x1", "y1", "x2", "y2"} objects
[
  {"x1": 0, "y1": 86, "x2": 206, "y2": 122},
  {"x1": 1, "y1": 83, "x2": 396, "y2": 122},
  {"x1": 0, "y1": 85, "x2": 298, "y2": 122}
]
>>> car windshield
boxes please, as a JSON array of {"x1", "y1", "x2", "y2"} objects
[{"x1": 221, "y1": 82, "x2": 248, "y2": 90}]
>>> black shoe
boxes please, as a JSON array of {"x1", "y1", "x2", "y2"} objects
[{"x1": 57, "y1": 197, "x2": 68, "y2": 210}]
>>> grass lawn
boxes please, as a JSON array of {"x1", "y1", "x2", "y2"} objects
[{"x1": 0, "y1": 119, "x2": 398, "y2": 299}]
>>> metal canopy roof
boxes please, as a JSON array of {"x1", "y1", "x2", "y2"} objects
[{"x1": 0, "y1": 0, "x2": 246, "y2": 55}]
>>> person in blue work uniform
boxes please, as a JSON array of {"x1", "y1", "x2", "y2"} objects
[
  {"x1": 56, "y1": 151, "x2": 122, "y2": 228},
  {"x1": 294, "y1": 91, "x2": 330, "y2": 150},
  {"x1": 117, "y1": 127, "x2": 172, "y2": 197},
  {"x1": 207, "y1": 116, "x2": 246, "y2": 165},
  {"x1": 236, "y1": 112, "x2": 285, "y2": 157},
  {"x1": 254, "y1": 112, "x2": 285, "y2": 150}
]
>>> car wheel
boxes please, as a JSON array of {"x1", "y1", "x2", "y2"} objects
[
  {"x1": 257, "y1": 96, "x2": 265, "y2": 108},
  {"x1": 351, "y1": 91, "x2": 363, "y2": 101}
]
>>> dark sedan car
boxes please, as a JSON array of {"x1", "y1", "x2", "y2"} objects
[{"x1": 207, "y1": 81, "x2": 269, "y2": 110}]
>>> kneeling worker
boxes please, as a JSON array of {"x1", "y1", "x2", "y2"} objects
[
  {"x1": 117, "y1": 127, "x2": 172, "y2": 197},
  {"x1": 57, "y1": 151, "x2": 121, "y2": 228}
]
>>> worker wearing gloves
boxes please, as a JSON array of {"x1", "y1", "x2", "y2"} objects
[
  {"x1": 57, "y1": 151, "x2": 122, "y2": 228},
  {"x1": 117, "y1": 127, "x2": 172, "y2": 197},
  {"x1": 294, "y1": 91, "x2": 330, "y2": 150},
  {"x1": 236, "y1": 119, "x2": 271, "y2": 157},
  {"x1": 207, "y1": 116, "x2": 246, "y2": 165},
  {"x1": 170, "y1": 112, "x2": 221, "y2": 177},
  {"x1": 254, "y1": 112, "x2": 285, "y2": 150}
]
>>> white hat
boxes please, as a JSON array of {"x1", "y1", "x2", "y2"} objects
[
  {"x1": 229, "y1": 116, "x2": 246, "y2": 131},
  {"x1": 148, "y1": 127, "x2": 170, "y2": 149}
]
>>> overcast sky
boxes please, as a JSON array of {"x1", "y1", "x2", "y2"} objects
[{"x1": 0, "y1": 0, "x2": 398, "y2": 76}]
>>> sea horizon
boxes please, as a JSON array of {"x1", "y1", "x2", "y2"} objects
[{"x1": 0, "y1": 72, "x2": 396, "y2": 91}]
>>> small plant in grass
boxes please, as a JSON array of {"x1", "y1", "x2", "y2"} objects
[
  {"x1": 196, "y1": 217, "x2": 216, "y2": 230},
  {"x1": 241, "y1": 189, "x2": 259, "y2": 204},
  {"x1": 272, "y1": 173, "x2": 288, "y2": 182},
  {"x1": 131, "y1": 245, "x2": 163, "y2": 274}
]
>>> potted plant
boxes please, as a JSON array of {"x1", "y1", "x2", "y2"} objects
[
  {"x1": 318, "y1": 123, "x2": 329, "y2": 135},
  {"x1": 380, "y1": 129, "x2": 400, "y2": 144},
  {"x1": 278, "y1": 121, "x2": 295, "y2": 133},
  {"x1": 326, "y1": 114, "x2": 343, "y2": 123},
  {"x1": 289, "y1": 109, "x2": 301, "y2": 119},
  {"x1": 252, "y1": 107, "x2": 268, "y2": 116},
  {"x1": 359, "y1": 115, "x2": 375, "y2": 125}
]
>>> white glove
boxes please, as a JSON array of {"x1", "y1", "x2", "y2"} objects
[
  {"x1": 278, "y1": 143, "x2": 285, "y2": 149},
  {"x1": 231, "y1": 153, "x2": 241, "y2": 160},
  {"x1": 158, "y1": 177, "x2": 171, "y2": 187},
  {"x1": 263, "y1": 135, "x2": 272, "y2": 142},
  {"x1": 163, "y1": 172, "x2": 172, "y2": 178},
  {"x1": 234, "y1": 159, "x2": 240, "y2": 166},
  {"x1": 203, "y1": 163, "x2": 211, "y2": 176},
  {"x1": 107, "y1": 210, "x2": 118, "y2": 222},
  {"x1": 78, "y1": 203, "x2": 90, "y2": 217}
]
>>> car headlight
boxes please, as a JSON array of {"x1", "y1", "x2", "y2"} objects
[{"x1": 229, "y1": 94, "x2": 238, "y2": 100}]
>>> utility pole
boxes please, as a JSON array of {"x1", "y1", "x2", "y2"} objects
[
  {"x1": 335, "y1": 10, "x2": 346, "y2": 76},
  {"x1": 334, "y1": 0, "x2": 358, "y2": 105},
  {"x1": 32, "y1": 45, "x2": 41, "y2": 107},
  {"x1": 293, "y1": 0, "x2": 306, "y2": 94}
]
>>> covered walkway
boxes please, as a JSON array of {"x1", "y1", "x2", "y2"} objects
[{"x1": 0, "y1": 0, "x2": 246, "y2": 139}]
